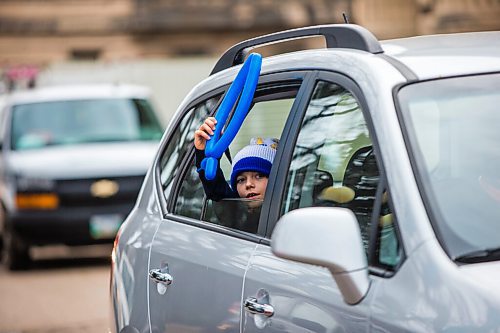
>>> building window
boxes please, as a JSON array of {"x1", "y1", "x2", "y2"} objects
[{"x1": 70, "y1": 49, "x2": 102, "y2": 61}]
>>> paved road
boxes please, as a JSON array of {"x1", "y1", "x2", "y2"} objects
[{"x1": 0, "y1": 245, "x2": 113, "y2": 333}]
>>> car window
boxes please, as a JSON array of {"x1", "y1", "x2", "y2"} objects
[
  {"x1": 159, "y1": 96, "x2": 220, "y2": 201},
  {"x1": 398, "y1": 74, "x2": 500, "y2": 260},
  {"x1": 174, "y1": 158, "x2": 205, "y2": 220},
  {"x1": 10, "y1": 98, "x2": 163, "y2": 150},
  {"x1": 375, "y1": 188, "x2": 401, "y2": 268},
  {"x1": 218, "y1": 98, "x2": 292, "y2": 176},
  {"x1": 174, "y1": 84, "x2": 299, "y2": 234},
  {"x1": 280, "y1": 80, "x2": 401, "y2": 268}
]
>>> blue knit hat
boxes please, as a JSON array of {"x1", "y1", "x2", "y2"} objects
[{"x1": 230, "y1": 137, "x2": 279, "y2": 190}]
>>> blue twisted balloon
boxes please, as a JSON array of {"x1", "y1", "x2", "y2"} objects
[{"x1": 201, "y1": 53, "x2": 262, "y2": 180}]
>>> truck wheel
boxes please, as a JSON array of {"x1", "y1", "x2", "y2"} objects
[{"x1": 2, "y1": 227, "x2": 31, "y2": 271}]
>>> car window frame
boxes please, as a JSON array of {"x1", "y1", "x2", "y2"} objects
[
  {"x1": 368, "y1": 173, "x2": 406, "y2": 276},
  {"x1": 1, "y1": 106, "x2": 14, "y2": 152},
  {"x1": 155, "y1": 70, "x2": 312, "y2": 241},
  {"x1": 262, "y1": 70, "x2": 406, "y2": 275},
  {"x1": 0, "y1": 106, "x2": 7, "y2": 150},
  {"x1": 172, "y1": 83, "x2": 303, "y2": 226}
]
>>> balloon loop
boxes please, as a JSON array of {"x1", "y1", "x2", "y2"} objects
[{"x1": 201, "y1": 53, "x2": 262, "y2": 180}]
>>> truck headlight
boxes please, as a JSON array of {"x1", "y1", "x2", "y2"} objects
[{"x1": 16, "y1": 176, "x2": 55, "y2": 192}]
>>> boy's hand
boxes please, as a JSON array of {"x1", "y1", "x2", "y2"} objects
[{"x1": 194, "y1": 117, "x2": 217, "y2": 150}]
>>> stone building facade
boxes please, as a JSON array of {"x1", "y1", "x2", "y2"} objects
[{"x1": 1, "y1": 0, "x2": 500, "y2": 68}]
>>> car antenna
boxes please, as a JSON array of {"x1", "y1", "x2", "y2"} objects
[{"x1": 342, "y1": 12, "x2": 350, "y2": 24}]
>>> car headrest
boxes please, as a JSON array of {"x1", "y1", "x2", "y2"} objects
[{"x1": 318, "y1": 186, "x2": 355, "y2": 203}]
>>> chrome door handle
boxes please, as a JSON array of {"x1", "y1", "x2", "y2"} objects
[
  {"x1": 244, "y1": 297, "x2": 274, "y2": 317},
  {"x1": 149, "y1": 268, "x2": 173, "y2": 285}
]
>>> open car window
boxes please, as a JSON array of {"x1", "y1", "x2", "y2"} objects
[{"x1": 174, "y1": 81, "x2": 301, "y2": 234}]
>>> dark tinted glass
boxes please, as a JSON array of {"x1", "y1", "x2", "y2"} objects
[{"x1": 159, "y1": 96, "x2": 219, "y2": 201}]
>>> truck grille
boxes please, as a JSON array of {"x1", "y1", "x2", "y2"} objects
[{"x1": 55, "y1": 175, "x2": 145, "y2": 208}]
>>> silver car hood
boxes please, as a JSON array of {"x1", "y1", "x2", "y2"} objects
[
  {"x1": 7, "y1": 141, "x2": 159, "y2": 179},
  {"x1": 459, "y1": 260, "x2": 500, "y2": 295}
]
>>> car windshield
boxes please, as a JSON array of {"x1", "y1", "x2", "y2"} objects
[
  {"x1": 398, "y1": 73, "x2": 500, "y2": 260},
  {"x1": 11, "y1": 98, "x2": 163, "y2": 150}
]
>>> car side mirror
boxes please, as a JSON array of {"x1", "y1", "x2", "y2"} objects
[{"x1": 271, "y1": 207, "x2": 370, "y2": 305}]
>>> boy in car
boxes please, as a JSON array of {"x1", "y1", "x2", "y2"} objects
[{"x1": 194, "y1": 116, "x2": 278, "y2": 207}]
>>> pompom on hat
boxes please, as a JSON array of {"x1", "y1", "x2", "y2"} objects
[{"x1": 230, "y1": 137, "x2": 279, "y2": 190}]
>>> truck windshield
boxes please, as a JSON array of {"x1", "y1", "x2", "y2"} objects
[
  {"x1": 11, "y1": 98, "x2": 163, "y2": 150},
  {"x1": 397, "y1": 73, "x2": 500, "y2": 261}
]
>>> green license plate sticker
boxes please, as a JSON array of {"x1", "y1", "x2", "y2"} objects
[{"x1": 89, "y1": 214, "x2": 123, "y2": 239}]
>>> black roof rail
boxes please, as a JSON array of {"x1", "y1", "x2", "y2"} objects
[{"x1": 211, "y1": 24, "x2": 383, "y2": 75}]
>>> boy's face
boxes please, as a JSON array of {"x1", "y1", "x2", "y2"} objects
[{"x1": 235, "y1": 171, "x2": 268, "y2": 207}]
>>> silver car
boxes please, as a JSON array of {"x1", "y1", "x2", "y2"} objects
[{"x1": 110, "y1": 25, "x2": 500, "y2": 332}]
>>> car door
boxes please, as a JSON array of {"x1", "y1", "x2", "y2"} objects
[
  {"x1": 242, "y1": 74, "x2": 403, "y2": 332},
  {"x1": 148, "y1": 72, "x2": 312, "y2": 333},
  {"x1": 148, "y1": 93, "x2": 250, "y2": 333}
]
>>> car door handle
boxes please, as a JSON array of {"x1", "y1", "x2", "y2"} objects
[
  {"x1": 244, "y1": 297, "x2": 274, "y2": 317},
  {"x1": 149, "y1": 268, "x2": 173, "y2": 285}
]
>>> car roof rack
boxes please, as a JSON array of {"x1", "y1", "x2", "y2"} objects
[{"x1": 211, "y1": 24, "x2": 383, "y2": 75}]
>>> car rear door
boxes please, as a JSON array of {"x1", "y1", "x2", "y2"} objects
[
  {"x1": 147, "y1": 93, "x2": 253, "y2": 332},
  {"x1": 242, "y1": 73, "x2": 403, "y2": 332},
  {"x1": 148, "y1": 72, "x2": 312, "y2": 332},
  {"x1": 149, "y1": 215, "x2": 259, "y2": 332}
]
